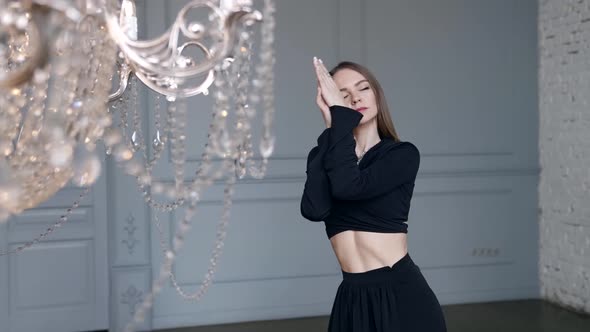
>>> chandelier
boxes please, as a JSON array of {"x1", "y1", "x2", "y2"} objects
[
  {"x1": 0, "y1": 0, "x2": 116, "y2": 219},
  {"x1": 0, "y1": 0, "x2": 276, "y2": 331}
]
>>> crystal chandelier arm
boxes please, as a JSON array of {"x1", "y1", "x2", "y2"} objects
[
  {"x1": 109, "y1": 41, "x2": 217, "y2": 99},
  {"x1": 108, "y1": 62, "x2": 132, "y2": 101},
  {"x1": 101, "y1": 2, "x2": 207, "y2": 75},
  {"x1": 101, "y1": 0, "x2": 262, "y2": 99},
  {"x1": 133, "y1": 66, "x2": 215, "y2": 98}
]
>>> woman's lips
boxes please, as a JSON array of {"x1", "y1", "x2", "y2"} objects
[{"x1": 356, "y1": 107, "x2": 368, "y2": 112}]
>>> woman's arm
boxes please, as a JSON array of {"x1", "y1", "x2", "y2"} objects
[
  {"x1": 323, "y1": 105, "x2": 420, "y2": 200},
  {"x1": 300, "y1": 128, "x2": 333, "y2": 221}
]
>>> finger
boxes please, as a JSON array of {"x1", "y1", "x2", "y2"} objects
[
  {"x1": 313, "y1": 57, "x2": 322, "y2": 76},
  {"x1": 321, "y1": 71, "x2": 338, "y2": 91},
  {"x1": 315, "y1": 59, "x2": 326, "y2": 78},
  {"x1": 318, "y1": 71, "x2": 333, "y2": 92},
  {"x1": 314, "y1": 67, "x2": 325, "y2": 89},
  {"x1": 317, "y1": 97, "x2": 328, "y2": 112},
  {"x1": 317, "y1": 85, "x2": 328, "y2": 104},
  {"x1": 316, "y1": 70, "x2": 329, "y2": 91},
  {"x1": 315, "y1": 61, "x2": 336, "y2": 95},
  {"x1": 318, "y1": 59, "x2": 331, "y2": 77},
  {"x1": 317, "y1": 60, "x2": 332, "y2": 84},
  {"x1": 317, "y1": 63, "x2": 335, "y2": 89},
  {"x1": 322, "y1": 69, "x2": 336, "y2": 89},
  {"x1": 317, "y1": 85, "x2": 324, "y2": 102},
  {"x1": 316, "y1": 63, "x2": 329, "y2": 83},
  {"x1": 316, "y1": 89, "x2": 327, "y2": 110},
  {"x1": 315, "y1": 63, "x2": 325, "y2": 86}
]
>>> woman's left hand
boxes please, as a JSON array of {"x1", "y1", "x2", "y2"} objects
[{"x1": 314, "y1": 57, "x2": 345, "y2": 108}]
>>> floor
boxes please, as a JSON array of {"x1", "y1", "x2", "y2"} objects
[{"x1": 158, "y1": 299, "x2": 590, "y2": 332}]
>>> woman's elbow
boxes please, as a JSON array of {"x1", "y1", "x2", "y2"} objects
[{"x1": 300, "y1": 202, "x2": 329, "y2": 221}]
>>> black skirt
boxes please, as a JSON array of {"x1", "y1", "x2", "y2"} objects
[{"x1": 328, "y1": 252, "x2": 447, "y2": 332}]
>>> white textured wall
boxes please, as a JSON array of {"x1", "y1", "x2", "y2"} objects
[{"x1": 539, "y1": 0, "x2": 590, "y2": 314}]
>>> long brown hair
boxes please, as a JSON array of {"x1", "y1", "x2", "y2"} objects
[{"x1": 329, "y1": 61, "x2": 400, "y2": 142}]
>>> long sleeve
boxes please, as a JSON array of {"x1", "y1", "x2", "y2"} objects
[
  {"x1": 323, "y1": 105, "x2": 420, "y2": 200},
  {"x1": 300, "y1": 128, "x2": 332, "y2": 221}
]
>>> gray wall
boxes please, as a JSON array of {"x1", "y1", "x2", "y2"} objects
[
  {"x1": 0, "y1": 1, "x2": 541, "y2": 332},
  {"x1": 0, "y1": 1, "x2": 540, "y2": 332},
  {"x1": 103, "y1": 0, "x2": 541, "y2": 330}
]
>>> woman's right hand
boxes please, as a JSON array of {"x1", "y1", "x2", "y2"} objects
[{"x1": 316, "y1": 85, "x2": 331, "y2": 128}]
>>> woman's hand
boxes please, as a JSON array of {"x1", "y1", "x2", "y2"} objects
[
  {"x1": 314, "y1": 57, "x2": 345, "y2": 128},
  {"x1": 316, "y1": 85, "x2": 331, "y2": 128}
]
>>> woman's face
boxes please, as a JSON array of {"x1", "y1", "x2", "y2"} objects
[{"x1": 332, "y1": 68, "x2": 378, "y2": 125}]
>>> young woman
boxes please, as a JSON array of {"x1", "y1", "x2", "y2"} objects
[{"x1": 301, "y1": 58, "x2": 448, "y2": 331}]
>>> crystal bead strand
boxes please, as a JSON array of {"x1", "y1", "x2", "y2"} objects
[
  {"x1": 124, "y1": 162, "x2": 236, "y2": 332},
  {"x1": 168, "y1": 97, "x2": 187, "y2": 199},
  {"x1": 115, "y1": 1, "x2": 275, "y2": 307},
  {"x1": 110, "y1": 71, "x2": 134, "y2": 155},
  {"x1": 136, "y1": 98, "x2": 185, "y2": 210},
  {"x1": 0, "y1": 187, "x2": 91, "y2": 255},
  {"x1": 17, "y1": 65, "x2": 48, "y2": 152},
  {"x1": 148, "y1": 28, "x2": 253, "y2": 300},
  {"x1": 148, "y1": 94, "x2": 166, "y2": 168},
  {"x1": 141, "y1": 62, "x2": 231, "y2": 204},
  {"x1": 147, "y1": 87, "x2": 230, "y2": 276},
  {"x1": 1, "y1": 20, "x2": 118, "y2": 252},
  {"x1": 248, "y1": 0, "x2": 276, "y2": 178},
  {"x1": 108, "y1": 37, "x2": 258, "y2": 212},
  {"x1": 122, "y1": 22, "x2": 252, "y2": 300},
  {"x1": 108, "y1": 73, "x2": 225, "y2": 216},
  {"x1": 117, "y1": 2, "x2": 277, "y2": 328},
  {"x1": 10, "y1": 20, "x2": 87, "y2": 211},
  {"x1": 231, "y1": 27, "x2": 254, "y2": 179},
  {"x1": 0, "y1": 94, "x2": 20, "y2": 158},
  {"x1": 130, "y1": 75, "x2": 143, "y2": 153},
  {"x1": 107, "y1": 77, "x2": 185, "y2": 210},
  {"x1": 109, "y1": 73, "x2": 198, "y2": 210},
  {"x1": 129, "y1": 75, "x2": 162, "y2": 193},
  {"x1": 91, "y1": 29, "x2": 118, "y2": 138},
  {"x1": 75, "y1": 22, "x2": 117, "y2": 151},
  {"x1": 0, "y1": 66, "x2": 47, "y2": 229},
  {"x1": 118, "y1": 78, "x2": 132, "y2": 149},
  {"x1": 167, "y1": 175, "x2": 235, "y2": 300},
  {"x1": 209, "y1": 54, "x2": 233, "y2": 160}
]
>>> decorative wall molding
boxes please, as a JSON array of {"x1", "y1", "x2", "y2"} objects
[
  {"x1": 111, "y1": 267, "x2": 152, "y2": 332},
  {"x1": 120, "y1": 285, "x2": 144, "y2": 315},
  {"x1": 121, "y1": 213, "x2": 139, "y2": 256}
]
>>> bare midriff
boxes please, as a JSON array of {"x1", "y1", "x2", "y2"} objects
[{"x1": 329, "y1": 230, "x2": 408, "y2": 273}]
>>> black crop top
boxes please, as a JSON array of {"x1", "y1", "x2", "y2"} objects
[{"x1": 300, "y1": 105, "x2": 420, "y2": 239}]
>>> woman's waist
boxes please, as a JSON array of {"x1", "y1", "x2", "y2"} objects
[
  {"x1": 329, "y1": 230, "x2": 408, "y2": 273},
  {"x1": 324, "y1": 215, "x2": 408, "y2": 239}
]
